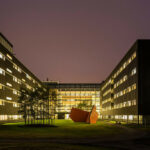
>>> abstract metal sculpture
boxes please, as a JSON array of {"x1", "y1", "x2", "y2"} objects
[{"x1": 70, "y1": 105, "x2": 98, "y2": 124}]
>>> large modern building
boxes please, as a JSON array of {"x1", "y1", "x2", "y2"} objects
[
  {"x1": 44, "y1": 82, "x2": 101, "y2": 119},
  {"x1": 0, "y1": 33, "x2": 46, "y2": 121},
  {"x1": 1, "y1": 32, "x2": 150, "y2": 124},
  {"x1": 100, "y1": 40, "x2": 150, "y2": 124}
]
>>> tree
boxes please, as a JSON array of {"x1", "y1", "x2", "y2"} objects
[
  {"x1": 49, "y1": 90, "x2": 57, "y2": 120},
  {"x1": 18, "y1": 87, "x2": 51, "y2": 126},
  {"x1": 18, "y1": 87, "x2": 30, "y2": 125},
  {"x1": 77, "y1": 101, "x2": 88, "y2": 110}
]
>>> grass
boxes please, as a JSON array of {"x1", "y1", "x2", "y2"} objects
[
  {"x1": 1, "y1": 120, "x2": 149, "y2": 150},
  {"x1": 0, "y1": 119, "x2": 124, "y2": 139},
  {"x1": 0, "y1": 142, "x2": 112, "y2": 150}
]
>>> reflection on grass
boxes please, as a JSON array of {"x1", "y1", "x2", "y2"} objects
[{"x1": 0, "y1": 120, "x2": 124, "y2": 138}]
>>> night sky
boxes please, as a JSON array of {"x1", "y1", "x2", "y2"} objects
[{"x1": 1, "y1": 0, "x2": 150, "y2": 83}]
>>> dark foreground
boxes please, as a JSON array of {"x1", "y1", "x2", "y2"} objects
[{"x1": 0, "y1": 120, "x2": 150, "y2": 150}]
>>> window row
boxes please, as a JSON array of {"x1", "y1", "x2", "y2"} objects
[
  {"x1": 102, "y1": 99, "x2": 136, "y2": 111},
  {"x1": 113, "y1": 52, "x2": 136, "y2": 79},
  {"x1": 103, "y1": 88, "x2": 112, "y2": 97},
  {"x1": 0, "y1": 115, "x2": 22, "y2": 120},
  {"x1": 13, "y1": 63, "x2": 22, "y2": 73},
  {"x1": 0, "y1": 52, "x2": 13, "y2": 61},
  {"x1": 114, "y1": 100, "x2": 136, "y2": 109},
  {"x1": 102, "y1": 98, "x2": 111, "y2": 104},
  {"x1": 60, "y1": 93, "x2": 100, "y2": 96},
  {"x1": 101, "y1": 79, "x2": 111, "y2": 91},
  {"x1": 114, "y1": 75, "x2": 128, "y2": 89},
  {"x1": 114, "y1": 83, "x2": 136, "y2": 99},
  {"x1": 114, "y1": 68, "x2": 136, "y2": 89},
  {"x1": 0, "y1": 52, "x2": 41, "y2": 87},
  {"x1": 13, "y1": 89, "x2": 21, "y2": 96},
  {"x1": 13, "y1": 103, "x2": 20, "y2": 107},
  {"x1": 0, "y1": 69, "x2": 36, "y2": 92}
]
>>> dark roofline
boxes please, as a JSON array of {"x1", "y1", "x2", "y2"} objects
[
  {"x1": 43, "y1": 82, "x2": 102, "y2": 86},
  {"x1": 0, "y1": 32, "x2": 13, "y2": 47},
  {"x1": 58, "y1": 83, "x2": 101, "y2": 85},
  {"x1": 101, "y1": 39, "x2": 150, "y2": 85},
  {"x1": 0, "y1": 42, "x2": 43, "y2": 85}
]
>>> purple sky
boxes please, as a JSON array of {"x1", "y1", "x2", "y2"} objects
[{"x1": 1, "y1": 0, "x2": 150, "y2": 83}]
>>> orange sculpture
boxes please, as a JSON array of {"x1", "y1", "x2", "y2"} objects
[{"x1": 70, "y1": 105, "x2": 98, "y2": 124}]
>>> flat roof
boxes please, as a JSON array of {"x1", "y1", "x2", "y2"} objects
[{"x1": 0, "y1": 32, "x2": 13, "y2": 47}]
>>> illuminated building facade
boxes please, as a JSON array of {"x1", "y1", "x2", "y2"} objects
[
  {"x1": 44, "y1": 82, "x2": 101, "y2": 119},
  {"x1": 100, "y1": 40, "x2": 150, "y2": 124},
  {"x1": 0, "y1": 33, "x2": 45, "y2": 121},
  {"x1": 1, "y1": 32, "x2": 150, "y2": 124}
]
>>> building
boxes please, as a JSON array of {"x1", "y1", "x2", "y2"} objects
[
  {"x1": 1, "y1": 32, "x2": 150, "y2": 124},
  {"x1": 100, "y1": 40, "x2": 150, "y2": 124},
  {"x1": 0, "y1": 33, "x2": 45, "y2": 121},
  {"x1": 44, "y1": 82, "x2": 101, "y2": 119}
]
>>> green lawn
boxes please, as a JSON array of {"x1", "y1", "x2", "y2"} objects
[
  {"x1": 0, "y1": 119, "x2": 123, "y2": 138},
  {"x1": 1, "y1": 120, "x2": 149, "y2": 150}
]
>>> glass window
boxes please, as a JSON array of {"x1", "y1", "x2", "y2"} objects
[
  {"x1": 6, "y1": 82, "x2": 12, "y2": 87},
  {"x1": 6, "y1": 68, "x2": 12, "y2": 73},
  {"x1": 0, "y1": 52, "x2": 5, "y2": 60},
  {"x1": 6, "y1": 97, "x2": 12, "y2": 100},
  {"x1": 0, "y1": 68, "x2": 5, "y2": 75},
  {"x1": 6, "y1": 54, "x2": 12, "y2": 60},
  {"x1": 131, "y1": 68, "x2": 136, "y2": 76},
  {"x1": 0, "y1": 84, "x2": 3, "y2": 89}
]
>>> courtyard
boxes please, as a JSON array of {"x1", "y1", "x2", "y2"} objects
[{"x1": 0, "y1": 120, "x2": 150, "y2": 150}]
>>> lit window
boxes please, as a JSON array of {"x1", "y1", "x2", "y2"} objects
[
  {"x1": 132, "y1": 52, "x2": 136, "y2": 60},
  {"x1": 120, "y1": 67, "x2": 123, "y2": 72},
  {"x1": 18, "y1": 79, "x2": 21, "y2": 84},
  {"x1": 13, "y1": 103, "x2": 19, "y2": 107},
  {"x1": 120, "y1": 91, "x2": 123, "y2": 96},
  {"x1": 6, "y1": 97, "x2": 12, "y2": 100},
  {"x1": 132, "y1": 84, "x2": 136, "y2": 90},
  {"x1": 0, "y1": 100, "x2": 5, "y2": 106},
  {"x1": 38, "y1": 83, "x2": 41, "y2": 88},
  {"x1": 0, "y1": 84, "x2": 2, "y2": 89},
  {"x1": 123, "y1": 115, "x2": 127, "y2": 119},
  {"x1": 26, "y1": 74, "x2": 31, "y2": 80},
  {"x1": 128, "y1": 101, "x2": 132, "y2": 106},
  {"x1": 132, "y1": 100, "x2": 136, "y2": 105},
  {"x1": 0, "y1": 68, "x2": 5, "y2": 75},
  {"x1": 129, "y1": 115, "x2": 133, "y2": 120},
  {"x1": 13, "y1": 76, "x2": 18, "y2": 82},
  {"x1": 123, "y1": 62, "x2": 127, "y2": 69},
  {"x1": 128, "y1": 87, "x2": 131, "y2": 92},
  {"x1": 13, "y1": 64, "x2": 22, "y2": 73},
  {"x1": 6, "y1": 68, "x2": 12, "y2": 73},
  {"x1": 128, "y1": 58, "x2": 131, "y2": 64},
  {"x1": 131, "y1": 68, "x2": 136, "y2": 76},
  {"x1": 22, "y1": 79, "x2": 26, "y2": 82},
  {"x1": 0, "y1": 52, "x2": 5, "y2": 60},
  {"x1": 18, "y1": 67, "x2": 22, "y2": 73},
  {"x1": 33, "y1": 80, "x2": 35, "y2": 83},
  {"x1": 26, "y1": 84, "x2": 32, "y2": 90},
  {"x1": 13, "y1": 89, "x2": 17, "y2": 95},
  {"x1": 6, "y1": 82, "x2": 12, "y2": 87},
  {"x1": 13, "y1": 64, "x2": 18, "y2": 70},
  {"x1": 6, "y1": 54, "x2": 12, "y2": 60},
  {"x1": 123, "y1": 75, "x2": 127, "y2": 81},
  {"x1": 0, "y1": 115, "x2": 8, "y2": 120}
]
